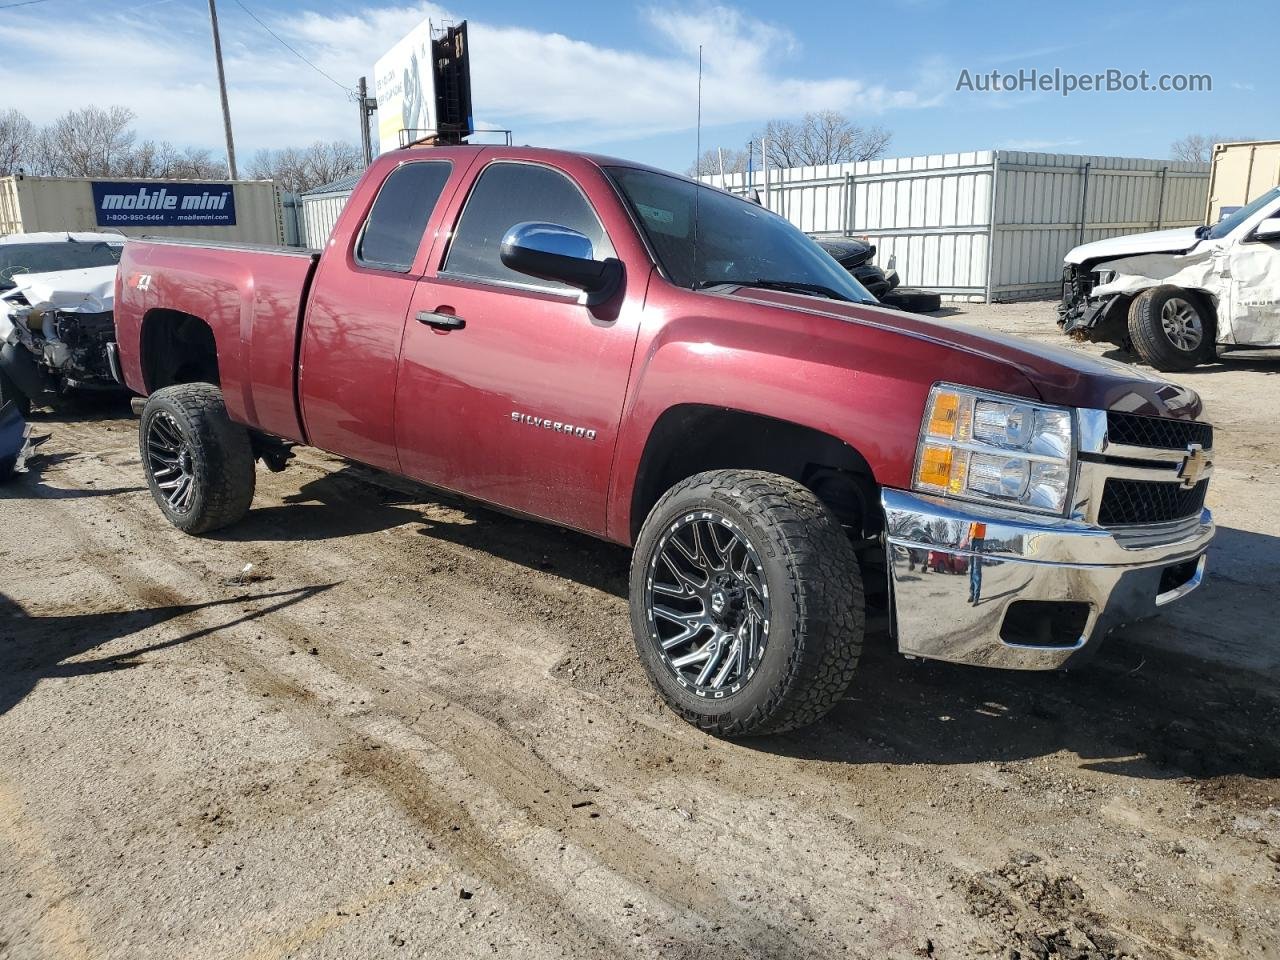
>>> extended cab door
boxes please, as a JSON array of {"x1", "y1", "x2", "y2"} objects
[
  {"x1": 1225, "y1": 194, "x2": 1280, "y2": 346},
  {"x1": 394, "y1": 156, "x2": 648, "y2": 536},
  {"x1": 298, "y1": 157, "x2": 471, "y2": 470}
]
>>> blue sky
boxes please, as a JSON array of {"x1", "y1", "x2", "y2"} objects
[{"x1": 0, "y1": 0, "x2": 1271, "y2": 170}]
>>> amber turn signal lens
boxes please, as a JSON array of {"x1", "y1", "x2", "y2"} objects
[
  {"x1": 927, "y1": 390, "x2": 961, "y2": 439},
  {"x1": 916, "y1": 444, "x2": 954, "y2": 488}
]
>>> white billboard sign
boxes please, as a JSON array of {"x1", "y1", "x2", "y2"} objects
[{"x1": 373, "y1": 17, "x2": 436, "y2": 154}]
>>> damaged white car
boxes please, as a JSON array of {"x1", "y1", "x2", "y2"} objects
[
  {"x1": 1058, "y1": 186, "x2": 1280, "y2": 370},
  {"x1": 0, "y1": 232, "x2": 124, "y2": 414}
]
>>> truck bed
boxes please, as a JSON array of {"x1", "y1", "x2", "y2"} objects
[{"x1": 114, "y1": 236, "x2": 320, "y2": 443}]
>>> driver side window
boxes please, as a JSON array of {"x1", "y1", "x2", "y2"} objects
[{"x1": 443, "y1": 162, "x2": 613, "y2": 292}]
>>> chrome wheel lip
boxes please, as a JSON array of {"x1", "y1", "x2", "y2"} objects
[
  {"x1": 1160, "y1": 297, "x2": 1204, "y2": 352},
  {"x1": 145, "y1": 411, "x2": 197, "y2": 514},
  {"x1": 643, "y1": 510, "x2": 771, "y2": 700}
]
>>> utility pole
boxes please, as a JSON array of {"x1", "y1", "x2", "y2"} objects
[
  {"x1": 356, "y1": 76, "x2": 377, "y2": 166},
  {"x1": 207, "y1": 0, "x2": 238, "y2": 179}
]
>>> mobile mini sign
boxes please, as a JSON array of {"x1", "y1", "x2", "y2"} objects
[{"x1": 91, "y1": 182, "x2": 238, "y2": 227}]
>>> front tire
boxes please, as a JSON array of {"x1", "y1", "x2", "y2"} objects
[
  {"x1": 139, "y1": 383, "x2": 255, "y2": 534},
  {"x1": 630, "y1": 470, "x2": 864, "y2": 737},
  {"x1": 1127, "y1": 286, "x2": 1214, "y2": 371}
]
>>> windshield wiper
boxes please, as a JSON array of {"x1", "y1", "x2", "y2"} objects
[{"x1": 698, "y1": 278, "x2": 866, "y2": 304}]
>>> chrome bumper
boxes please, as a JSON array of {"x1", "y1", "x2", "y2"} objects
[{"x1": 882, "y1": 488, "x2": 1214, "y2": 670}]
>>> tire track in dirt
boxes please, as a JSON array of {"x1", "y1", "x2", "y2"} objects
[
  {"x1": 17, "y1": 423, "x2": 831, "y2": 960},
  {"x1": 30, "y1": 414, "x2": 1280, "y2": 959}
]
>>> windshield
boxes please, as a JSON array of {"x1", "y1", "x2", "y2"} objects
[
  {"x1": 0, "y1": 241, "x2": 123, "y2": 290},
  {"x1": 605, "y1": 166, "x2": 876, "y2": 303},
  {"x1": 1207, "y1": 186, "x2": 1280, "y2": 240}
]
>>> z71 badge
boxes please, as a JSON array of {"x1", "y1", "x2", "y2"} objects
[{"x1": 510, "y1": 411, "x2": 596, "y2": 441}]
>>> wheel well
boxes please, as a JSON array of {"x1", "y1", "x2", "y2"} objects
[
  {"x1": 139, "y1": 309, "x2": 220, "y2": 392},
  {"x1": 629, "y1": 405, "x2": 879, "y2": 542}
]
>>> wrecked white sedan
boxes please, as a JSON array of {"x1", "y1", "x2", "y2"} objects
[
  {"x1": 1059, "y1": 186, "x2": 1280, "y2": 370},
  {"x1": 0, "y1": 232, "x2": 124, "y2": 414}
]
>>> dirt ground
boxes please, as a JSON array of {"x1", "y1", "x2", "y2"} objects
[{"x1": 1, "y1": 302, "x2": 1277, "y2": 960}]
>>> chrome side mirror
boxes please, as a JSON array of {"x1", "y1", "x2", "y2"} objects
[{"x1": 499, "y1": 221, "x2": 622, "y2": 306}]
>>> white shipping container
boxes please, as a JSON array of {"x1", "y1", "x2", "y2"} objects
[
  {"x1": 0, "y1": 175, "x2": 286, "y2": 245},
  {"x1": 1205, "y1": 140, "x2": 1280, "y2": 223}
]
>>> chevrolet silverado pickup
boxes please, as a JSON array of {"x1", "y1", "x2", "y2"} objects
[{"x1": 112, "y1": 145, "x2": 1216, "y2": 736}]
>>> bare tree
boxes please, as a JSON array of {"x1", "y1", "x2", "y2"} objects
[
  {"x1": 762, "y1": 112, "x2": 892, "y2": 168},
  {"x1": 125, "y1": 141, "x2": 227, "y2": 179},
  {"x1": 247, "y1": 141, "x2": 362, "y2": 193},
  {"x1": 695, "y1": 111, "x2": 892, "y2": 177},
  {"x1": 690, "y1": 146, "x2": 752, "y2": 177},
  {"x1": 0, "y1": 109, "x2": 35, "y2": 175},
  {"x1": 36, "y1": 106, "x2": 139, "y2": 177},
  {"x1": 1171, "y1": 133, "x2": 1256, "y2": 164}
]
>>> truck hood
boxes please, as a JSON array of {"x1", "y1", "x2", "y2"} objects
[
  {"x1": 1063, "y1": 226, "x2": 1201, "y2": 266},
  {"x1": 723, "y1": 286, "x2": 1204, "y2": 421},
  {"x1": 4, "y1": 264, "x2": 117, "y2": 314}
]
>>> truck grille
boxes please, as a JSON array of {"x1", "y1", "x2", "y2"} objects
[
  {"x1": 1097, "y1": 477, "x2": 1209, "y2": 526},
  {"x1": 1107, "y1": 411, "x2": 1213, "y2": 451}
]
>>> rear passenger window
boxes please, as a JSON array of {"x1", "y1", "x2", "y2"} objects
[
  {"x1": 357, "y1": 161, "x2": 452, "y2": 272},
  {"x1": 443, "y1": 162, "x2": 612, "y2": 291}
]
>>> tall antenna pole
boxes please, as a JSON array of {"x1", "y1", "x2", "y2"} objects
[
  {"x1": 357, "y1": 76, "x2": 375, "y2": 167},
  {"x1": 207, "y1": 0, "x2": 238, "y2": 179},
  {"x1": 692, "y1": 44, "x2": 702, "y2": 291}
]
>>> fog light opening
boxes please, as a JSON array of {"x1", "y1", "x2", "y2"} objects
[{"x1": 999, "y1": 600, "x2": 1091, "y2": 649}]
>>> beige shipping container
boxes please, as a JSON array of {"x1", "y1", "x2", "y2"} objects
[
  {"x1": 0, "y1": 175, "x2": 285, "y2": 244},
  {"x1": 1205, "y1": 140, "x2": 1280, "y2": 223}
]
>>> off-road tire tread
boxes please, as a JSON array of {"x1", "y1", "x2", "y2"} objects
[
  {"x1": 1128, "y1": 286, "x2": 1212, "y2": 372},
  {"x1": 140, "y1": 383, "x2": 255, "y2": 535},
  {"x1": 632, "y1": 469, "x2": 864, "y2": 738}
]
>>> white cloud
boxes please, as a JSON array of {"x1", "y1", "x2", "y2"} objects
[{"x1": 0, "y1": 1, "x2": 933, "y2": 159}]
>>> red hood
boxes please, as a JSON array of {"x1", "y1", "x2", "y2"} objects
[{"x1": 723, "y1": 288, "x2": 1205, "y2": 421}]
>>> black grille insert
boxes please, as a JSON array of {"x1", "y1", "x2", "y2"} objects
[
  {"x1": 1098, "y1": 478, "x2": 1208, "y2": 526},
  {"x1": 1107, "y1": 411, "x2": 1212, "y2": 451}
]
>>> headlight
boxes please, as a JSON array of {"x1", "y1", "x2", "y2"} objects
[{"x1": 913, "y1": 384, "x2": 1075, "y2": 514}]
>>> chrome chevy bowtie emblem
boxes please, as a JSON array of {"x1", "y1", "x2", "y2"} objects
[{"x1": 1177, "y1": 443, "x2": 1211, "y2": 489}]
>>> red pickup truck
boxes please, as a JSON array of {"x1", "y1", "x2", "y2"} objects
[{"x1": 113, "y1": 145, "x2": 1215, "y2": 736}]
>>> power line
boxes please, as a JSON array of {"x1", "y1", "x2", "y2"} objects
[
  {"x1": 229, "y1": 0, "x2": 354, "y2": 99},
  {"x1": 0, "y1": 0, "x2": 54, "y2": 10}
]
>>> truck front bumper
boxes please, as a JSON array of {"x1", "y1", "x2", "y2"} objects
[{"x1": 882, "y1": 488, "x2": 1213, "y2": 669}]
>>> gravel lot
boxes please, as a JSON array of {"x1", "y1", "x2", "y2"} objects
[{"x1": 1, "y1": 302, "x2": 1277, "y2": 960}]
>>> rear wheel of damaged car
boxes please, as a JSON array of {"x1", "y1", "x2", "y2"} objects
[
  {"x1": 0, "y1": 367, "x2": 31, "y2": 419},
  {"x1": 630, "y1": 469, "x2": 864, "y2": 738},
  {"x1": 139, "y1": 383, "x2": 255, "y2": 535},
  {"x1": 1128, "y1": 285, "x2": 1215, "y2": 371}
]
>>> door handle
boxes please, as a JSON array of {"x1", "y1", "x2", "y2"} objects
[{"x1": 416, "y1": 310, "x2": 466, "y2": 331}]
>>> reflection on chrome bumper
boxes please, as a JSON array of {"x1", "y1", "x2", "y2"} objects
[{"x1": 883, "y1": 488, "x2": 1214, "y2": 670}]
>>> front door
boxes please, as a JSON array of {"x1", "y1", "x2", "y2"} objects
[
  {"x1": 1226, "y1": 196, "x2": 1280, "y2": 346},
  {"x1": 394, "y1": 157, "x2": 646, "y2": 535}
]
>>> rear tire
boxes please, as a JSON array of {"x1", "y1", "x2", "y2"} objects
[
  {"x1": 0, "y1": 368, "x2": 31, "y2": 419},
  {"x1": 1127, "y1": 286, "x2": 1214, "y2": 371},
  {"x1": 630, "y1": 469, "x2": 864, "y2": 737},
  {"x1": 139, "y1": 383, "x2": 255, "y2": 534}
]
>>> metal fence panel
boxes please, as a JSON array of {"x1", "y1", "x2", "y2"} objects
[
  {"x1": 300, "y1": 192, "x2": 351, "y2": 249},
  {"x1": 706, "y1": 152, "x2": 997, "y2": 298},
  {"x1": 988, "y1": 152, "x2": 1209, "y2": 300},
  {"x1": 704, "y1": 149, "x2": 1209, "y2": 302}
]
